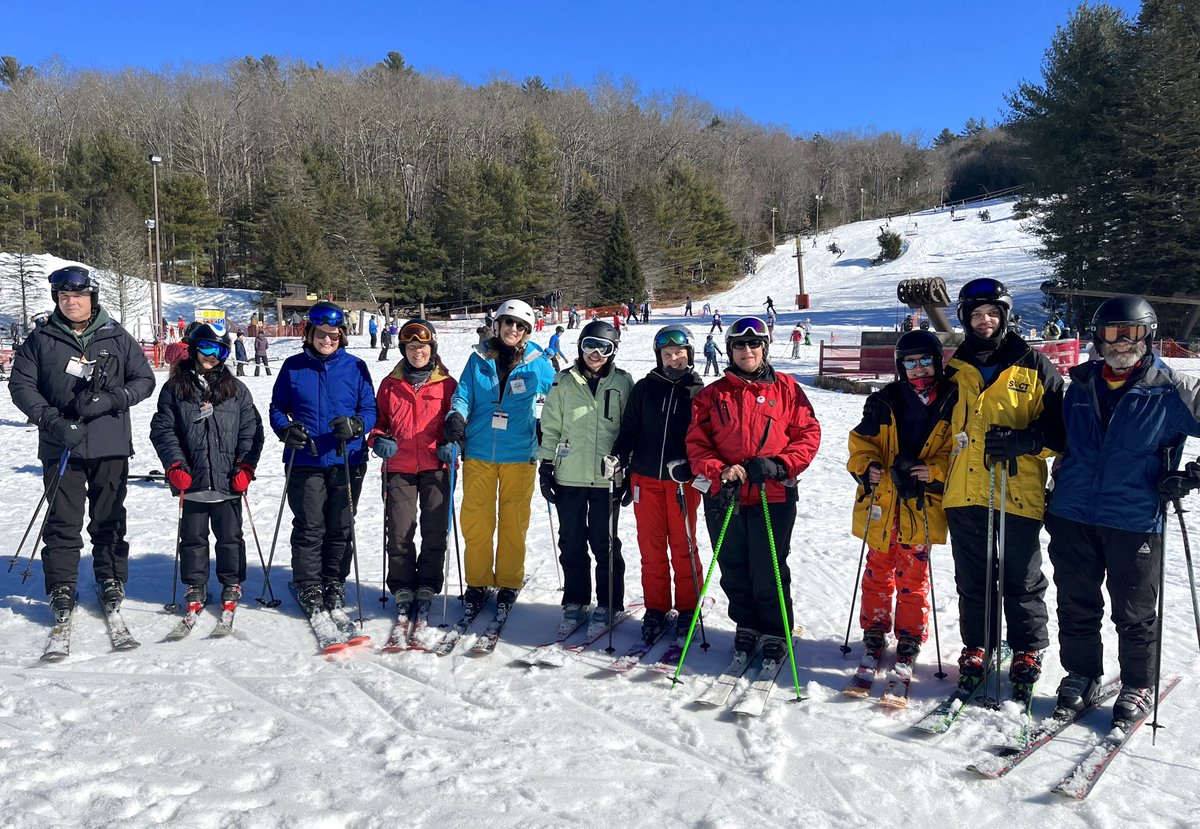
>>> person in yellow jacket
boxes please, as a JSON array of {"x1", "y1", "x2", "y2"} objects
[
  {"x1": 538, "y1": 319, "x2": 634, "y2": 636},
  {"x1": 943, "y1": 278, "x2": 1064, "y2": 691},
  {"x1": 847, "y1": 331, "x2": 956, "y2": 671}
]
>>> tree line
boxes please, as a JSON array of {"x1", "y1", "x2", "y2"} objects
[{"x1": 0, "y1": 51, "x2": 1022, "y2": 315}]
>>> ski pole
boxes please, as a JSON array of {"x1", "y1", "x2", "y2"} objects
[
  {"x1": 443, "y1": 444, "x2": 458, "y2": 624},
  {"x1": 12, "y1": 448, "x2": 70, "y2": 576},
  {"x1": 164, "y1": 492, "x2": 185, "y2": 612},
  {"x1": 379, "y1": 457, "x2": 389, "y2": 609},
  {"x1": 672, "y1": 485, "x2": 738, "y2": 686},
  {"x1": 10, "y1": 448, "x2": 70, "y2": 571},
  {"x1": 1170, "y1": 497, "x2": 1200, "y2": 650},
  {"x1": 547, "y1": 501, "x2": 563, "y2": 590},
  {"x1": 678, "y1": 482, "x2": 709, "y2": 650},
  {"x1": 242, "y1": 491, "x2": 279, "y2": 607},
  {"x1": 841, "y1": 484, "x2": 878, "y2": 655},
  {"x1": 761, "y1": 486, "x2": 803, "y2": 702},
  {"x1": 341, "y1": 440, "x2": 365, "y2": 628},
  {"x1": 259, "y1": 444, "x2": 300, "y2": 607},
  {"x1": 981, "y1": 462, "x2": 998, "y2": 703},
  {"x1": 990, "y1": 462, "x2": 1013, "y2": 706},
  {"x1": 1150, "y1": 509, "x2": 1169, "y2": 744},
  {"x1": 605, "y1": 461, "x2": 619, "y2": 654},
  {"x1": 917, "y1": 485, "x2": 946, "y2": 680}
]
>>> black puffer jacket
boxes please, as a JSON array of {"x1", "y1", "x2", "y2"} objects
[
  {"x1": 149, "y1": 365, "x2": 264, "y2": 496},
  {"x1": 611, "y1": 367, "x2": 704, "y2": 479},
  {"x1": 9, "y1": 309, "x2": 156, "y2": 461}
]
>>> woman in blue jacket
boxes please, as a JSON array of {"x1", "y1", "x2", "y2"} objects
[
  {"x1": 269, "y1": 302, "x2": 377, "y2": 622},
  {"x1": 444, "y1": 299, "x2": 555, "y2": 617}
]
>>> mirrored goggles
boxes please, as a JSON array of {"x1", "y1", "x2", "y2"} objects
[
  {"x1": 959, "y1": 277, "x2": 1008, "y2": 302},
  {"x1": 901, "y1": 355, "x2": 936, "y2": 370},
  {"x1": 1096, "y1": 323, "x2": 1149, "y2": 344},
  {"x1": 49, "y1": 267, "x2": 96, "y2": 293},
  {"x1": 194, "y1": 340, "x2": 230, "y2": 360},
  {"x1": 307, "y1": 306, "x2": 345, "y2": 327},
  {"x1": 727, "y1": 318, "x2": 770, "y2": 339},
  {"x1": 654, "y1": 329, "x2": 691, "y2": 349},
  {"x1": 580, "y1": 337, "x2": 616, "y2": 357},
  {"x1": 399, "y1": 322, "x2": 435, "y2": 344},
  {"x1": 730, "y1": 339, "x2": 765, "y2": 351}
]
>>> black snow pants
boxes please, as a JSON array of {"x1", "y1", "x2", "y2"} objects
[
  {"x1": 555, "y1": 484, "x2": 625, "y2": 610},
  {"x1": 40, "y1": 457, "x2": 130, "y2": 593},
  {"x1": 179, "y1": 496, "x2": 247, "y2": 588},
  {"x1": 287, "y1": 464, "x2": 366, "y2": 587},
  {"x1": 384, "y1": 468, "x2": 450, "y2": 594}
]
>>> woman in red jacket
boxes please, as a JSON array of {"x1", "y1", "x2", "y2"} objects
[
  {"x1": 686, "y1": 316, "x2": 821, "y2": 663},
  {"x1": 368, "y1": 319, "x2": 458, "y2": 630}
]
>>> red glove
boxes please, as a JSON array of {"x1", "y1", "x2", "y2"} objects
[
  {"x1": 166, "y1": 462, "x2": 192, "y2": 493},
  {"x1": 230, "y1": 462, "x2": 255, "y2": 494}
]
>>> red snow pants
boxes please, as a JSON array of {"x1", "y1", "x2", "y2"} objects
[
  {"x1": 859, "y1": 508, "x2": 931, "y2": 641},
  {"x1": 631, "y1": 473, "x2": 703, "y2": 613}
]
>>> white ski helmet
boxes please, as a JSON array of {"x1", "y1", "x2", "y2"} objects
[{"x1": 493, "y1": 299, "x2": 536, "y2": 336}]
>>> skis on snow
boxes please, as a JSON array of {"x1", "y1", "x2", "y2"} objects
[
  {"x1": 693, "y1": 647, "x2": 759, "y2": 707},
  {"x1": 468, "y1": 591, "x2": 523, "y2": 656},
  {"x1": 431, "y1": 589, "x2": 495, "y2": 657},
  {"x1": 731, "y1": 655, "x2": 789, "y2": 716},
  {"x1": 40, "y1": 614, "x2": 73, "y2": 662},
  {"x1": 605, "y1": 611, "x2": 678, "y2": 673},
  {"x1": 515, "y1": 606, "x2": 594, "y2": 666},
  {"x1": 95, "y1": 584, "x2": 139, "y2": 652}
]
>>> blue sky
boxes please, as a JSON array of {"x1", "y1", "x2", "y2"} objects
[{"x1": 7, "y1": 0, "x2": 1142, "y2": 139}]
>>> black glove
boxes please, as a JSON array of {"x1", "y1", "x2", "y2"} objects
[
  {"x1": 330, "y1": 416, "x2": 364, "y2": 441},
  {"x1": 984, "y1": 427, "x2": 1042, "y2": 465},
  {"x1": 1158, "y1": 462, "x2": 1200, "y2": 500},
  {"x1": 615, "y1": 476, "x2": 633, "y2": 507},
  {"x1": 279, "y1": 421, "x2": 310, "y2": 450},
  {"x1": 890, "y1": 457, "x2": 922, "y2": 501},
  {"x1": 667, "y1": 459, "x2": 693, "y2": 484},
  {"x1": 43, "y1": 413, "x2": 88, "y2": 449},
  {"x1": 713, "y1": 478, "x2": 741, "y2": 513},
  {"x1": 744, "y1": 456, "x2": 788, "y2": 485},
  {"x1": 539, "y1": 461, "x2": 557, "y2": 504},
  {"x1": 853, "y1": 462, "x2": 884, "y2": 495},
  {"x1": 444, "y1": 412, "x2": 467, "y2": 445},
  {"x1": 75, "y1": 389, "x2": 126, "y2": 419}
]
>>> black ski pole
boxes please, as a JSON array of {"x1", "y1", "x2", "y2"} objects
[
  {"x1": 990, "y1": 463, "x2": 1011, "y2": 707},
  {"x1": 605, "y1": 463, "x2": 618, "y2": 654},
  {"x1": 242, "y1": 491, "x2": 279, "y2": 607},
  {"x1": 20, "y1": 449, "x2": 73, "y2": 584},
  {"x1": 341, "y1": 439, "x2": 365, "y2": 628},
  {"x1": 164, "y1": 492, "x2": 184, "y2": 611},
  {"x1": 259, "y1": 444, "x2": 300, "y2": 607},
  {"x1": 917, "y1": 485, "x2": 947, "y2": 679},
  {"x1": 841, "y1": 486, "x2": 878, "y2": 655},
  {"x1": 1170, "y1": 496, "x2": 1200, "y2": 650},
  {"x1": 981, "y1": 463, "x2": 998, "y2": 705},
  {"x1": 11, "y1": 448, "x2": 69, "y2": 573},
  {"x1": 1150, "y1": 515, "x2": 1168, "y2": 743},
  {"x1": 379, "y1": 456, "x2": 389, "y2": 609}
]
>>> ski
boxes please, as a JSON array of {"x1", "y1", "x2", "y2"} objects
[
  {"x1": 843, "y1": 654, "x2": 882, "y2": 699},
  {"x1": 431, "y1": 589, "x2": 494, "y2": 657},
  {"x1": 732, "y1": 656, "x2": 789, "y2": 716},
  {"x1": 515, "y1": 605, "x2": 593, "y2": 666},
  {"x1": 694, "y1": 647, "x2": 759, "y2": 707},
  {"x1": 328, "y1": 606, "x2": 371, "y2": 647},
  {"x1": 381, "y1": 613, "x2": 414, "y2": 653},
  {"x1": 878, "y1": 661, "x2": 915, "y2": 709},
  {"x1": 164, "y1": 608, "x2": 203, "y2": 641},
  {"x1": 912, "y1": 645, "x2": 1011, "y2": 734},
  {"x1": 95, "y1": 585, "x2": 139, "y2": 652},
  {"x1": 1051, "y1": 675, "x2": 1181, "y2": 800},
  {"x1": 468, "y1": 593, "x2": 522, "y2": 656},
  {"x1": 41, "y1": 616, "x2": 73, "y2": 662},
  {"x1": 209, "y1": 596, "x2": 238, "y2": 638},
  {"x1": 606, "y1": 612, "x2": 677, "y2": 673},
  {"x1": 288, "y1": 583, "x2": 349, "y2": 654},
  {"x1": 966, "y1": 679, "x2": 1122, "y2": 779}
]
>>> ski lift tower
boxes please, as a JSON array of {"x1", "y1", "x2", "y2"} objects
[{"x1": 793, "y1": 236, "x2": 809, "y2": 310}]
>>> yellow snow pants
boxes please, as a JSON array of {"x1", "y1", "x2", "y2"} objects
[{"x1": 460, "y1": 458, "x2": 535, "y2": 590}]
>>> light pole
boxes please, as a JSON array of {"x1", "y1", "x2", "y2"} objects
[
  {"x1": 403, "y1": 163, "x2": 416, "y2": 226},
  {"x1": 148, "y1": 155, "x2": 164, "y2": 339},
  {"x1": 814, "y1": 194, "x2": 822, "y2": 238},
  {"x1": 770, "y1": 206, "x2": 777, "y2": 249},
  {"x1": 896, "y1": 176, "x2": 902, "y2": 203},
  {"x1": 860, "y1": 188, "x2": 865, "y2": 222}
]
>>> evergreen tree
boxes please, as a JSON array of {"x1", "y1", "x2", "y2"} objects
[
  {"x1": 519, "y1": 115, "x2": 560, "y2": 288},
  {"x1": 391, "y1": 220, "x2": 449, "y2": 307},
  {"x1": 89, "y1": 197, "x2": 151, "y2": 328},
  {"x1": 161, "y1": 173, "x2": 222, "y2": 286},
  {"x1": 596, "y1": 205, "x2": 642, "y2": 305},
  {"x1": 62, "y1": 133, "x2": 149, "y2": 244},
  {"x1": 255, "y1": 195, "x2": 339, "y2": 296},
  {"x1": 562, "y1": 172, "x2": 612, "y2": 301}
]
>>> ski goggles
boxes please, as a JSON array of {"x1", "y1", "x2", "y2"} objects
[
  {"x1": 654, "y1": 329, "x2": 691, "y2": 349},
  {"x1": 901, "y1": 355, "x2": 936, "y2": 370},
  {"x1": 958, "y1": 277, "x2": 1008, "y2": 303},
  {"x1": 726, "y1": 317, "x2": 770, "y2": 339},
  {"x1": 307, "y1": 305, "x2": 345, "y2": 327},
  {"x1": 1096, "y1": 323, "x2": 1150, "y2": 344},
  {"x1": 399, "y1": 321, "x2": 435, "y2": 344},
  {"x1": 730, "y1": 339, "x2": 765, "y2": 351},
  {"x1": 48, "y1": 266, "x2": 97, "y2": 293},
  {"x1": 580, "y1": 337, "x2": 616, "y2": 357},
  {"x1": 194, "y1": 340, "x2": 230, "y2": 360}
]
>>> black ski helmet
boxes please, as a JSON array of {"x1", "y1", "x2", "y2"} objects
[
  {"x1": 398, "y1": 318, "x2": 438, "y2": 356},
  {"x1": 578, "y1": 318, "x2": 620, "y2": 366},
  {"x1": 956, "y1": 277, "x2": 1012, "y2": 331},
  {"x1": 187, "y1": 321, "x2": 231, "y2": 363},
  {"x1": 725, "y1": 316, "x2": 771, "y2": 358},
  {"x1": 895, "y1": 329, "x2": 944, "y2": 379},
  {"x1": 48, "y1": 265, "x2": 100, "y2": 305},
  {"x1": 1091, "y1": 295, "x2": 1157, "y2": 348},
  {"x1": 652, "y1": 324, "x2": 694, "y2": 367}
]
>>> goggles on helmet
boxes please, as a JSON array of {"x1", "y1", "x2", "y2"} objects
[
  {"x1": 654, "y1": 329, "x2": 691, "y2": 349},
  {"x1": 580, "y1": 337, "x2": 616, "y2": 357},
  {"x1": 901, "y1": 355, "x2": 936, "y2": 370},
  {"x1": 194, "y1": 340, "x2": 230, "y2": 360},
  {"x1": 307, "y1": 305, "x2": 345, "y2": 327},
  {"x1": 1096, "y1": 323, "x2": 1149, "y2": 344},
  {"x1": 959, "y1": 278, "x2": 1008, "y2": 303},
  {"x1": 727, "y1": 318, "x2": 769, "y2": 339},
  {"x1": 49, "y1": 267, "x2": 96, "y2": 293},
  {"x1": 399, "y1": 322, "x2": 435, "y2": 344}
]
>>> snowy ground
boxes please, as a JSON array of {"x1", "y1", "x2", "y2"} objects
[{"x1": 2, "y1": 200, "x2": 1199, "y2": 827}]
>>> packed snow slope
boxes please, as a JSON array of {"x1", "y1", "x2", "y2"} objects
[{"x1": 2, "y1": 200, "x2": 1199, "y2": 828}]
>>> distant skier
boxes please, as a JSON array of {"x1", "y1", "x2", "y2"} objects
[
  {"x1": 702, "y1": 335, "x2": 722, "y2": 376},
  {"x1": 709, "y1": 310, "x2": 723, "y2": 334}
]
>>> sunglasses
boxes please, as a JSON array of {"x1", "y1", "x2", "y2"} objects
[
  {"x1": 580, "y1": 337, "x2": 616, "y2": 357},
  {"x1": 499, "y1": 316, "x2": 530, "y2": 332},
  {"x1": 399, "y1": 322, "x2": 435, "y2": 343},
  {"x1": 49, "y1": 267, "x2": 96, "y2": 293},
  {"x1": 195, "y1": 340, "x2": 230, "y2": 360},
  {"x1": 901, "y1": 355, "x2": 936, "y2": 370},
  {"x1": 730, "y1": 340, "x2": 764, "y2": 351},
  {"x1": 727, "y1": 318, "x2": 770, "y2": 339},
  {"x1": 1096, "y1": 323, "x2": 1149, "y2": 344},
  {"x1": 308, "y1": 306, "x2": 345, "y2": 327},
  {"x1": 312, "y1": 329, "x2": 341, "y2": 341},
  {"x1": 654, "y1": 329, "x2": 691, "y2": 349}
]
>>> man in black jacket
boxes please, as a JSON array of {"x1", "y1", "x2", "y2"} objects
[{"x1": 9, "y1": 266, "x2": 156, "y2": 620}]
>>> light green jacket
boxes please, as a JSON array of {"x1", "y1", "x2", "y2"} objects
[{"x1": 538, "y1": 364, "x2": 634, "y2": 488}]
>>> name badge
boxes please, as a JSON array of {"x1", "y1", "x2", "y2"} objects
[
  {"x1": 64, "y1": 356, "x2": 95, "y2": 379},
  {"x1": 492, "y1": 412, "x2": 509, "y2": 431},
  {"x1": 196, "y1": 402, "x2": 214, "y2": 421},
  {"x1": 510, "y1": 378, "x2": 526, "y2": 394},
  {"x1": 869, "y1": 504, "x2": 883, "y2": 521}
]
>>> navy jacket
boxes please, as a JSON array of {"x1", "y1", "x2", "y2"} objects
[{"x1": 268, "y1": 346, "x2": 377, "y2": 467}]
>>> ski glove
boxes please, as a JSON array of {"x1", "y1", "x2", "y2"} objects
[
  {"x1": 372, "y1": 436, "x2": 399, "y2": 460},
  {"x1": 42, "y1": 413, "x2": 88, "y2": 449},
  {"x1": 75, "y1": 389, "x2": 127, "y2": 419},
  {"x1": 166, "y1": 462, "x2": 193, "y2": 494},
  {"x1": 230, "y1": 462, "x2": 255, "y2": 494},
  {"x1": 436, "y1": 442, "x2": 457, "y2": 465},
  {"x1": 984, "y1": 426, "x2": 1042, "y2": 464},
  {"x1": 539, "y1": 461, "x2": 557, "y2": 504},
  {"x1": 1158, "y1": 462, "x2": 1200, "y2": 500},
  {"x1": 444, "y1": 412, "x2": 467, "y2": 446},
  {"x1": 890, "y1": 457, "x2": 922, "y2": 501},
  {"x1": 330, "y1": 416, "x2": 364, "y2": 441},
  {"x1": 712, "y1": 478, "x2": 741, "y2": 513},
  {"x1": 744, "y1": 456, "x2": 789, "y2": 485},
  {"x1": 667, "y1": 459, "x2": 693, "y2": 484},
  {"x1": 279, "y1": 421, "x2": 310, "y2": 450}
]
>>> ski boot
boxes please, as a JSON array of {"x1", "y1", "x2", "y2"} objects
[
  {"x1": 641, "y1": 609, "x2": 668, "y2": 644},
  {"x1": 49, "y1": 584, "x2": 76, "y2": 623},
  {"x1": 1112, "y1": 685, "x2": 1153, "y2": 729},
  {"x1": 734, "y1": 627, "x2": 761, "y2": 657},
  {"x1": 220, "y1": 583, "x2": 241, "y2": 610},
  {"x1": 98, "y1": 579, "x2": 124, "y2": 612},
  {"x1": 1054, "y1": 672, "x2": 1101, "y2": 717}
]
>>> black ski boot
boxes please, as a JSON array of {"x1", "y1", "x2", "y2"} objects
[
  {"x1": 896, "y1": 635, "x2": 921, "y2": 667},
  {"x1": 394, "y1": 588, "x2": 415, "y2": 620},
  {"x1": 183, "y1": 583, "x2": 208, "y2": 610},
  {"x1": 734, "y1": 627, "x2": 761, "y2": 657},
  {"x1": 297, "y1": 582, "x2": 325, "y2": 615},
  {"x1": 1112, "y1": 685, "x2": 1153, "y2": 728},
  {"x1": 641, "y1": 609, "x2": 668, "y2": 644},
  {"x1": 1055, "y1": 672, "x2": 1100, "y2": 715},
  {"x1": 323, "y1": 580, "x2": 346, "y2": 612},
  {"x1": 496, "y1": 587, "x2": 519, "y2": 611},
  {"x1": 98, "y1": 579, "x2": 124, "y2": 612},
  {"x1": 463, "y1": 585, "x2": 492, "y2": 616},
  {"x1": 761, "y1": 635, "x2": 787, "y2": 663},
  {"x1": 220, "y1": 583, "x2": 241, "y2": 609},
  {"x1": 414, "y1": 587, "x2": 434, "y2": 623},
  {"x1": 49, "y1": 584, "x2": 76, "y2": 623}
]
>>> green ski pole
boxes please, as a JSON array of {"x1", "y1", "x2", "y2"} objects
[
  {"x1": 761, "y1": 486, "x2": 804, "y2": 702},
  {"x1": 671, "y1": 491, "x2": 737, "y2": 687}
]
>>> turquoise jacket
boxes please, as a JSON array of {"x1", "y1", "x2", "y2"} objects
[{"x1": 450, "y1": 340, "x2": 555, "y2": 463}]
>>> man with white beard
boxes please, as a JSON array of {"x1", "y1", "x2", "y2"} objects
[{"x1": 1045, "y1": 296, "x2": 1200, "y2": 728}]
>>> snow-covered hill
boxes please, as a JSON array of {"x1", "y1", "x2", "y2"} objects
[{"x1": 2, "y1": 202, "x2": 1198, "y2": 828}]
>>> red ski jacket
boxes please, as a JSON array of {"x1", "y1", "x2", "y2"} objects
[
  {"x1": 686, "y1": 366, "x2": 821, "y2": 504},
  {"x1": 369, "y1": 362, "x2": 457, "y2": 474}
]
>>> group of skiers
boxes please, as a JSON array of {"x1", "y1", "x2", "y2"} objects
[{"x1": 8, "y1": 266, "x2": 1200, "y2": 731}]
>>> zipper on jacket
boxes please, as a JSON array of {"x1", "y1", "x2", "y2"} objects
[{"x1": 656, "y1": 384, "x2": 678, "y2": 476}]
